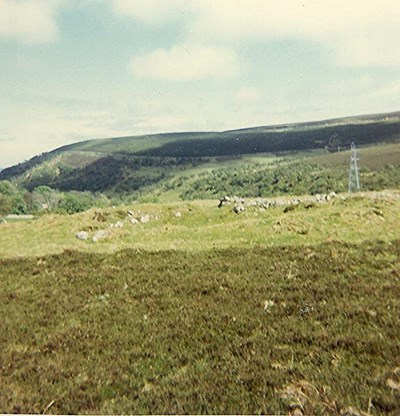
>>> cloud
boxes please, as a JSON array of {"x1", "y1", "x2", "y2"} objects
[
  {"x1": 129, "y1": 42, "x2": 240, "y2": 81},
  {"x1": 235, "y1": 87, "x2": 262, "y2": 103},
  {"x1": 0, "y1": 0, "x2": 63, "y2": 43},
  {"x1": 111, "y1": 0, "x2": 400, "y2": 67},
  {"x1": 111, "y1": 0, "x2": 189, "y2": 24}
]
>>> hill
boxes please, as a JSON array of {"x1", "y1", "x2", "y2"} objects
[{"x1": 0, "y1": 110, "x2": 399, "y2": 197}]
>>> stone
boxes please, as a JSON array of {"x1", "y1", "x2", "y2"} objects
[
  {"x1": 140, "y1": 215, "x2": 150, "y2": 224},
  {"x1": 175, "y1": 212, "x2": 182, "y2": 218},
  {"x1": 76, "y1": 231, "x2": 89, "y2": 240},
  {"x1": 92, "y1": 230, "x2": 108, "y2": 242},
  {"x1": 232, "y1": 204, "x2": 245, "y2": 214},
  {"x1": 130, "y1": 218, "x2": 139, "y2": 225},
  {"x1": 114, "y1": 221, "x2": 124, "y2": 228},
  {"x1": 218, "y1": 195, "x2": 232, "y2": 208},
  {"x1": 233, "y1": 196, "x2": 245, "y2": 204},
  {"x1": 127, "y1": 210, "x2": 134, "y2": 217}
]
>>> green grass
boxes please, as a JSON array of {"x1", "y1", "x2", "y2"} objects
[
  {"x1": 2, "y1": 111, "x2": 399, "y2": 197},
  {"x1": 0, "y1": 191, "x2": 399, "y2": 258},
  {"x1": 310, "y1": 142, "x2": 400, "y2": 170},
  {"x1": 1, "y1": 191, "x2": 399, "y2": 414},
  {"x1": 1, "y1": 240, "x2": 399, "y2": 414}
]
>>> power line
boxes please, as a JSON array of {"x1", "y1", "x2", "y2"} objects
[{"x1": 348, "y1": 141, "x2": 360, "y2": 193}]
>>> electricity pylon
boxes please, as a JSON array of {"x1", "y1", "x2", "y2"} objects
[{"x1": 348, "y1": 141, "x2": 360, "y2": 193}]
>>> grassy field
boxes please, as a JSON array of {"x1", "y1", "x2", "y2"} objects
[
  {"x1": 0, "y1": 191, "x2": 400, "y2": 258},
  {"x1": 1, "y1": 191, "x2": 400, "y2": 414}
]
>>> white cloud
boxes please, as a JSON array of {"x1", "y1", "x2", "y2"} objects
[
  {"x1": 111, "y1": 0, "x2": 400, "y2": 67},
  {"x1": 0, "y1": 0, "x2": 64, "y2": 43},
  {"x1": 129, "y1": 42, "x2": 240, "y2": 81},
  {"x1": 235, "y1": 87, "x2": 262, "y2": 103},
  {"x1": 110, "y1": 0, "x2": 188, "y2": 24},
  {"x1": 0, "y1": 105, "x2": 135, "y2": 168}
]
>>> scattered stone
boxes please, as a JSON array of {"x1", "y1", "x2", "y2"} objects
[
  {"x1": 92, "y1": 230, "x2": 108, "y2": 242},
  {"x1": 99, "y1": 293, "x2": 110, "y2": 302},
  {"x1": 327, "y1": 191, "x2": 338, "y2": 200},
  {"x1": 127, "y1": 210, "x2": 134, "y2": 217},
  {"x1": 232, "y1": 204, "x2": 245, "y2": 214},
  {"x1": 140, "y1": 215, "x2": 150, "y2": 224},
  {"x1": 175, "y1": 211, "x2": 182, "y2": 218},
  {"x1": 218, "y1": 195, "x2": 232, "y2": 208},
  {"x1": 300, "y1": 304, "x2": 314, "y2": 315},
  {"x1": 114, "y1": 221, "x2": 124, "y2": 228},
  {"x1": 386, "y1": 378, "x2": 400, "y2": 392},
  {"x1": 233, "y1": 196, "x2": 245, "y2": 204},
  {"x1": 373, "y1": 208, "x2": 384, "y2": 217},
  {"x1": 264, "y1": 300, "x2": 275, "y2": 312},
  {"x1": 130, "y1": 218, "x2": 139, "y2": 225},
  {"x1": 75, "y1": 231, "x2": 89, "y2": 240}
]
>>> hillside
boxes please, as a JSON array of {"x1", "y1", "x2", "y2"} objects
[
  {"x1": 1, "y1": 192, "x2": 400, "y2": 413},
  {"x1": 1, "y1": 111, "x2": 399, "y2": 197}
]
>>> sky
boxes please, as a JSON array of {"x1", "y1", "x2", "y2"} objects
[{"x1": 0, "y1": 0, "x2": 399, "y2": 168}]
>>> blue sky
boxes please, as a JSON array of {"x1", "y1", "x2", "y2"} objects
[{"x1": 1, "y1": 0, "x2": 399, "y2": 167}]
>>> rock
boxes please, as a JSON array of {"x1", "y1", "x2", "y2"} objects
[
  {"x1": 92, "y1": 230, "x2": 108, "y2": 242},
  {"x1": 372, "y1": 208, "x2": 384, "y2": 217},
  {"x1": 328, "y1": 191, "x2": 338, "y2": 200},
  {"x1": 290, "y1": 198, "x2": 301, "y2": 205},
  {"x1": 76, "y1": 231, "x2": 89, "y2": 240},
  {"x1": 130, "y1": 218, "x2": 139, "y2": 225},
  {"x1": 175, "y1": 211, "x2": 182, "y2": 218},
  {"x1": 114, "y1": 221, "x2": 124, "y2": 228},
  {"x1": 127, "y1": 210, "x2": 134, "y2": 217},
  {"x1": 232, "y1": 204, "x2": 245, "y2": 214},
  {"x1": 264, "y1": 300, "x2": 275, "y2": 312},
  {"x1": 218, "y1": 195, "x2": 232, "y2": 208},
  {"x1": 140, "y1": 215, "x2": 150, "y2": 224},
  {"x1": 283, "y1": 205, "x2": 296, "y2": 213},
  {"x1": 233, "y1": 196, "x2": 245, "y2": 204},
  {"x1": 300, "y1": 304, "x2": 314, "y2": 315}
]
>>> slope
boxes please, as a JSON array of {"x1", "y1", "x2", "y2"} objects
[{"x1": 0, "y1": 111, "x2": 399, "y2": 196}]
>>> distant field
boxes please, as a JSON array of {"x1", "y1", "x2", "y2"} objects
[{"x1": 310, "y1": 142, "x2": 400, "y2": 170}]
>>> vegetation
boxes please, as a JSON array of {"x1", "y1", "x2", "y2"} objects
[
  {"x1": 1, "y1": 239, "x2": 399, "y2": 413},
  {"x1": 0, "y1": 180, "x2": 114, "y2": 216},
  {"x1": 1, "y1": 111, "x2": 399, "y2": 196},
  {"x1": 0, "y1": 111, "x2": 399, "y2": 413}
]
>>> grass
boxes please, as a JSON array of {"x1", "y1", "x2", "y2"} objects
[
  {"x1": 310, "y1": 142, "x2": 400, "y2": 170},
  {"x1": 1, "y1": 240, "x2": 399, "y2": 414},
  {"x1": 1, "y1": 191, "x2": 399, "y2": 414},
  {"x1": 0, "y1": 191, "x2": 399, "y2": 258}
]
